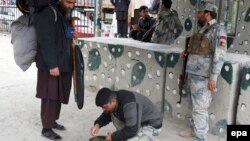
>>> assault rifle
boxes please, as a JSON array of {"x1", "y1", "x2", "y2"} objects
[{"x1": 177, "y1": 37, "x2": 190, "y2": 104}]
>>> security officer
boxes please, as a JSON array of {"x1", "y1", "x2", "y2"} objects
[
  {"x1": 179, "y1": 1, "x2": 227, "y2": 141},
  {"x1": 151, "y1": 0, "x2": 183, "y2": 45}
]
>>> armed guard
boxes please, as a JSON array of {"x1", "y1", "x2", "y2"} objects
[
  {"x1": 151, "y1": 0, "x2": 183, "y2": 45},
  {"x1": 179, "y1": 1, "x2": 227, "y2": 141}
]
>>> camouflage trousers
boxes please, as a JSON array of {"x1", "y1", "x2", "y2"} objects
[
  {"x1": 186, "y1": 74, "x2": 212, "y2": 141},
  {"x1": 111, "y1": 114, "x2": 161, "y2": 141}
]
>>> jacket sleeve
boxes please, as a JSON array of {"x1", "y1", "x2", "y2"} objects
[
  {"x1": 94, "y1": 112, "x2": 112, "y2": 128},
  {"x1": 35, "y1": 7, "x2": 58, "y2": 69},
  {"x1": 173, "y1": 15, "x2": 183, "y2": 39},
  {"x1": 138, "y1": 18, "x2": 146, "y2": 33},
  {"x1": 210, "y1": 25, "x2": 227, "y2": 81},
  {"x1": 111, "y1": 102, "x2": 140, "y2": 141}
]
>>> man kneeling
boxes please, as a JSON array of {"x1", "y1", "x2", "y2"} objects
[{"x1": 90, "y1": 88, "x2": 163, "y2": 141}]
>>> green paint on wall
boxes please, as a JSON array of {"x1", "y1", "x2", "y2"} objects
[
  {"x1": 216, "y1": 119, "x2": 227, "y2": 129},
  {"x1": 227, "y1": 37, "x2": 234, "y2": 49},
  {"x1": 77, "y1": 40, "x2": 85, "y2": 48},
  {"x1": 154, "y1": 52, "x2": 166, "y2": 68},
  {"x1": 244, "y1": 7, "x2": 250, "y2": 22},
  {"x1": 108, "y1": 44, "x2": 124, "y2": 58},
  {"x1": 88, "y1": 48, "x2": 101, "y2": 71},
  {"x1": 166, "y1": 53, "x2": 179, "y2": 68},
  {"x1": 131, "y1": 61, "x2": 146, "y2": 87},
  {"x1": 240, "y1": 66, "x2": 250, "y2": 90},
  {"x1": 221, "y1": 63, "x2": 233, "y2": 85}
]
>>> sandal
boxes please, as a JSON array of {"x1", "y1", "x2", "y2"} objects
[
  {"x1": 53, "y1": 123, "x2": 66, "y2": 131},
  {"x1": 42, "y1": 129, "x2": 61, "y2": 140}
]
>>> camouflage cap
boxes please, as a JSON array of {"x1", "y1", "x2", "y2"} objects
[{"x1": 198, "y1": 1, "x2": 218, "y2": 14}]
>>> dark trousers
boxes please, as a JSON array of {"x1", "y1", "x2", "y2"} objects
[
  {"x1": 116, "y1": 11, "x2": 128, "y2": 37},
  {"x1": 117, "y1": 20, "x2": 128, "y2": 37},
  {"x1": 41, "y1": 99, "x2": 61, "y2": 129}
]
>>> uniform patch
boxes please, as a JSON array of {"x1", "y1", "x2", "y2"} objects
[
  {"x1": 220, "y1": 41, "x2": 226, "y2": 47},
  {"x1": 219, "y1": 36, "x2": 227, "y2": 48}
]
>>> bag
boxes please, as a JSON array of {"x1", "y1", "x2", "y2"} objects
[
  {"x1": 11, "y1": 0, "x2": 58, "y2": 71},
  {"x1": 11, "y1": 15, "x2": 37, "y2": 71}
]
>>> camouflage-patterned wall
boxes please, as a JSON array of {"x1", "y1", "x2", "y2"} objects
[
  {"x1": 78, "y1": 37, "x2": 182, "y2": 110},
  {"x1": 229, "y1": 0, "x2": 250, "y2": 54},
  {"x1": 77, "y1": 0, "x2": 250, "y2": 139},
  {"x1": 170, "y1": 0, "x2": 250, "y2": 55},
  {"x1": 237, "y1": 64, "x2": 250, "y2": 124},
  {"x1": 78, "y1": 37, "x2": 250, "y2": 138}
]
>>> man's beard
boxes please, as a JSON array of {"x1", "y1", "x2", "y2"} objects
[
  {"x1": 198, "y1": 19, "x2": 205, "y2": 27},
  {"x1": 65, "y1": 9, "x2": 73, "y2": 21},
  {"x1": 58, "y1": 2, "x2": 73, "y2": 21}
]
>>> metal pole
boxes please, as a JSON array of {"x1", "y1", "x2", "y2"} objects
[{"x1": 95, "y1": 0, "x2": 102, "y2": 37}]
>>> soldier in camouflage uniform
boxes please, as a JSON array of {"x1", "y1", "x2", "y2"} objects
[
  {"x1": 151, "y1": 0, "x2": 183, "y2": 45},
  {"x1": 179, "y1": 2, "x2": 227, "y2": 141}
]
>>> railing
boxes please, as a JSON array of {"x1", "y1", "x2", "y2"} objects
[
  {"x1": 0, "y1": 0, "x2": 97, "y2": 36},
  {"x1": 0, "y1": 2, "x2": 21, "y2": 32}
]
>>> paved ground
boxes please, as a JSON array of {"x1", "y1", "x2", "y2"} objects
[{"x1": 0, "y1": 34, "x2": 225, "y2": 141}]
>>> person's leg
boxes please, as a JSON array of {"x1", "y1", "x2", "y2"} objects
[
  {"x1": 179, "y1": 74, "x2": 195, "y2": 138},
  {"x1": 122, "y1": 19, "x2": 128, "y2": 37},
  {"x1": 41, "y1": 99, "x2": 62, "y2": 140},
  {"x1": 130, "y1": 30, "x2": 138, "y2": 40},
  {"x1": 189, "y1": 74, "x2": 212, "y2": 141},
  {"x1": 117, "y1": 20, "x2": 122, "y2": 37},
  {"x1": 137, "y1": 31, "x2": 145, "y2": 41},
  {"x1": 127, "y1": 126, "x2": 161, "y2": 141},
  {"x1": 41, "y1": 99, "x2": 62, "y2": 128}
]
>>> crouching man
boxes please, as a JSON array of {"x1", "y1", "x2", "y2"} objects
[{"x1": 90, "y1": 88, "x2": 163, "y2": 141}]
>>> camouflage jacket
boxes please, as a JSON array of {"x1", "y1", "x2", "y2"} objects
[
  {"x1": 151, "y1": 9, "x2": 183, "y2": 45},
  {"x1": 186, "y1": 19, "x2": 227, "y2": 81}
]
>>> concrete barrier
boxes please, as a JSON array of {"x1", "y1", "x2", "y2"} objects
[
  {"x1": 237, "y1": 64, "x2": 250, "y2": 125},
  {"x1": 78, "y1": 37, "x2": 250, "y2": 139}
]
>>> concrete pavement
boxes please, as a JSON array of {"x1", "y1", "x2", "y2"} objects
[{"x1": 0, "y1": 34, "x2": 225, "y2": 141}]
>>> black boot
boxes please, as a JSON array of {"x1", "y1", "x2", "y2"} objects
[{"x1": 42, "y1": 128, "x2": 62, "y2": 140}]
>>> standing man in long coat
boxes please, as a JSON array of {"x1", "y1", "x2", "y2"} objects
[{"x1": 34, "y1": 0, "x2": 76, "y2": 140}]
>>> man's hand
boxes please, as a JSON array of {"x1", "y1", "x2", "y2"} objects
[
  {"x1": 105, "y1": 132, "x2": 112, "y2": 141},
  {"x1": 132, "y1": 24, "x2": 140, "y2": 31},
  {"x1": 49, "y1": 67, "x2": 60, "y2": 76},
  {"x1": 72, "y1": 31, "x2": 78, "y2": 40},
  {"x1": 208, "y1": 80, "x2": 216, "y2": 91},
  {"x1": 90, "y1": 124, "x2": 100, "y2": 136},
  {"x1": 180, "y1": 51, "x2": 188, "y2": 58}
]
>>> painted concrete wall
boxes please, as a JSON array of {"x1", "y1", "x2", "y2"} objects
[
  {"x1": 77, "y1": 37, "x2": 250, "y2": 139},
  {"x1": 76, "y1": 0, "x2": 250, "y2": 139},
  {"x1": 171, "y1": 0, "x2": 250, "y2": 55},
  {"x1": 237, "y1": 64, "x2": 250, "y2": 125}
]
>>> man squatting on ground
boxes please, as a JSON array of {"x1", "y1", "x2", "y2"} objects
[{"x1": 90, "y1": 88, "x2": 163, "y2": 141}]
